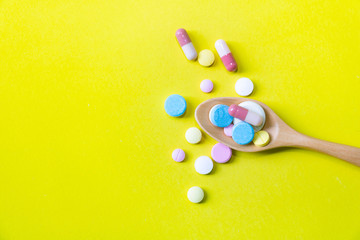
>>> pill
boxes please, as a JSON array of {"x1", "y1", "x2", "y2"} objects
[
  {"x1": 172, "y1": 149, "x2": 185, "y2": 162},
  {"x1": 228, "y1": 104, "x2": 263, "y2": 126},
  {"x1": 211, "y1": 143, "x2": 232, "y2": 163},
  {"x1": 224, "y1": 124, "x2": 234, "y2": 137},
  {"x1": 200, "y1": 79, "x2": 214, "y2": 93},
  {"x1": 164, "y1": 94, "x2": 187, "y2": 117},
  {"x1": 194, "y1": 156, "x2": 213, "y2": 174},
  {"x1": 198, "y1": 49, "x2": 215, "y2": 67},
  {"x1": 175, "y1": 28, "x2": 197, "y2": 61},
  {"x1": 235, "y1": 77, "x2": 254, "y2": 96},
  {"x1": 209, "y1": 104, "x2": 234, "y2": 128},
  {"x1": 253, "y1": 130, "x2": 270, "y2": 147},
  {"x1": 215, "y1": 39, "x2": 237, "y2": 72},
  {"x1": 234, "y1": 101, "x2": 266, "y2": 132},
  {"x1": 232, "y1": 122, "x2": 255, "y2": 145},
  {"x1": 185, "y1": 127, "x2": 202, "y2": 144},
  {"x1": 187, "y1": 186, "x2": 204, "y2": 203}
]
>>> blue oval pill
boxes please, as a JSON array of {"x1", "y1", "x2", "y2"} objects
[
  {"x1": 164, "y1": 94, "x2": 187, "y2": 117},
  {"x1": 209, "y1": 104, "x2": 233, "y2": 127},
  {"x1": 232, "y1": 122, "x2": 255, "y2": 145}
]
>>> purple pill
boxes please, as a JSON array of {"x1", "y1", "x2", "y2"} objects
[
  {"x1": 200, "y1": 79, "x2": 213, "y2": 93},
  {"x1": 172, "y1": 149, "x2": 185, "y2": 162}
]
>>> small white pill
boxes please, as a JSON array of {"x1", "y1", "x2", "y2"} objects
[
  {"x1": 235, "y1": 77, "x2": 254, "y2": 96},
  {"x1": 185, "y1": 127, "x2": 202, "y2": 144},
  {"x1": 187, "y1": 186, "x2": 204, "y2": 203},
  {"x1": 194, "y1": 156, "x2": 213, "y2": 174}
]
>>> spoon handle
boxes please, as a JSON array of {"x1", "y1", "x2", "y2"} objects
[{"x1": 293, "y1": 133, "x2": 360, "y2": 167}]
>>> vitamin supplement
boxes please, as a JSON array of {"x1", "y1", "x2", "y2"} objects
[
  {"x1": 187, "y1": 186, "x2": 204, "y2": 203},
  {"x1": 215, "y1": 39, "x2": 237, "y2": 72},
  {"x1": 209, "y1": 104, "x2": 233, "y2": 128},
  {"x1": 232, "y1": 122, "x2": 255, "y2": 145},
  {"x1": 228, "y1": 104, "x2": 263, "y2": 126},
  {"x1": 198, "y1": 49, "x2": 215, "y2": 67},
  {"x1": 185, "y1": 127, "x2": 202, "y2": 144},
  {"x1": 175, "y1": 28, "x2": 197, "y2": 61},
  {"x1": 194, "y1": 156, "x2": 213, "y2": 174},
  {"x1": 172, "y1": 149, "x2": 185, "y2": 162},
  {"x1": 211, "y1": 143, "x2": 232, "y2": 163},
  {"x1": 224, "y1": 124, "x2": 234, "y2": 137},
  {"x1": 235, "y1": 77, "x2": 254, "y2": 96},
  {"x1": 253, "y1": 130, "x2": 270, "y2": 147},
  {"x1": 164, "y1": 94, "x2": 187, "y2": 117},
  {"x1": 234, "y1": 101, "x2": 266, "y2": 132},
  {"x1": 200, "y1": 79, "x2": 214, "y2": 93}
]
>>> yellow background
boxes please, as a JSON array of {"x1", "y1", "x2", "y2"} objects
[{"x1": 1, "y1": 0, "x2": 360, "y2": 239}]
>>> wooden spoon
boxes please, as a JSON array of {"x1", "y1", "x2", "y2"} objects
[{"x1": 195, "y1": 97, "x2": 360, "y2": 167}]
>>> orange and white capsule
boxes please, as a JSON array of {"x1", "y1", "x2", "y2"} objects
[
  {"x1": 175, "y1": 28, "x2": 197, "y2": 61},
  {"x1": 215, "y1": 39, "x2": 237, "y2": 72}
]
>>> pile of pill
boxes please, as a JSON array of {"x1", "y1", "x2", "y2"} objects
[{"x1": 165, "y1": 28, "x2": 270, "y2": 204}]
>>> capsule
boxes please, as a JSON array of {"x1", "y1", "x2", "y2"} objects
[
  {"x1": 175, "y1": 28, "x2": 197, "y2": 61},
  {"x1": 215, "y1": 39, "x2": 237, "y2": 72},
  {"x1": 228, "y1": 104, "x2": 263, "y2": 126}
]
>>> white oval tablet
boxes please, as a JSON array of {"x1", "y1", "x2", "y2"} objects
[
  {"x1": 235, "y1": 77, "x2": 254, "y2": 96},
  {"x1": 187, "y1": 186, "x2": 204, "y2": 203},
  {"x1": 234, "y1": 101, "x2": 266, "y2": 132},
  {"x1": 185, "y1": 127, "x2": 202, "y2": 144},
  {"x1": 194, "y1": 156, "x2": 213, "y2": 174}
]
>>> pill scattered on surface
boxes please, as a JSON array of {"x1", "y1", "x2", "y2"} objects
[
  {"x1": 187, "y1": 186, "x2": 204, "y2": 203},
  {"x1": 200, "y1": 79, "x2": 214, "y2": 93},
  {"x1": 228, "y1": 104, "x2": 263, "y2": 126},
  {"x1": 172, "y1": 149, "x2": 185, "y2": 162},
  {"x1": 211, "y1": 143, "x2": 232, "y2": 163},
  {"x1": 175, "y1": 28, "x2": 197, "y2": 60},
  {"x1": 234, "y1": 101, "x2": 266, "y2": 132},
  {"x1": 232, "y1": 122, "x2": 255, "y2": 145},
  {"x1": 198, "y1": 49, "x2": 215, "y2": 67},
  {"x1": 215, "y1": 39, "x2": 237, "y2": 72},
  {"x1": 224, "y1": 124, "x2": 234, "y2": 137},
  {"x1": 235, "y1": 77, "x2": 254, "y2": 96},
  {"x1": 194, "y1": 156, "x2": 213, "y2": 174},
  {"x1": 253, "y1": 130, "x2": 270, "y2": 147},
  {"x1": 185, "y1": 127, "x2": 202, "y2": 144},
  {"x1": 164, "y1": 94, "x2": 187, "y2": 117},
  {"x1": 209, "y1": 104, "x2": 234, "y2": 128}
]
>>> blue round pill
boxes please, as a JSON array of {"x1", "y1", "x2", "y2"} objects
[
  {"x1": 209, "y1": 104, "x2": 233, "y2": 127},
  {"x1": 164, "y1": 94, "x2": 187, "y2": 117},
  {"x1": 232, "y1": 122, "x2": 255, "y2": 145}
]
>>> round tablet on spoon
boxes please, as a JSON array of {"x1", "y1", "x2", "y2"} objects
[
  {"x1": 232, "y1": 122, "x2": 255, "y2": 145},
  {"x1": 209, "y1": 104, "x2": 233, "y2": 127},
  {"x1": 233, "y1": 101, "x2": 266, "y2": 132},
  {"x1": 211, "y1": 143, "x2": 232, "y2": 163},
  {"x1": 224, "y1": 124, "x2": 234, "y2": 137},
  {"x1": 187, "y1": 186, "x2": 204, "y2": 203},
  {"x1": 253, "y1": 130, "x2": 270, "y2": 147},
  {"x1": 235, "y1": 77, "x2": 254, "y2": 96},
  {"x1": 194, "y1": 156, "x2": 213, "y2": 174}
]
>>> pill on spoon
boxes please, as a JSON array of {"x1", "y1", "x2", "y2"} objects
[
  {"x1": 215, "y1": 39, "x2": 237, "y2": 72},
  {"x1": 209, "y1": 104, "x2": 233, "y2": 127},
  {"x1": 228, "y1": 104, "x2": 263, "y2": 126},
  {"x1": 175, "y1": 28, "x2": 197, "y2": 61}
]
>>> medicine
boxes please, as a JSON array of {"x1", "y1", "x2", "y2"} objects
[
  {"x1": 253, "y1": 130, "x2": 270, "y2": 147},
  {"x1": 185, "y1": 127, "x2": 202, "y2": 144},
  {"x1": 200, "y1": 79, "x2": 213, "y2": 93},
  {"x1": 228, "y1": 104, "x2": 263, "y2": 126},
  {"x1": 234, "y1": 101, "x2": 266, "y2": 132},
  {"x1": 235, "y1": 77, "x2": 254, "y2": 96},
  {"x1": 209, "y1": 104, "x2": 233, "y2": 128},
  {"x1": 175, "y1": 28, "x2": 197, "y2": 61},
  {"x1": 172, "y1": 149, "x2": 185, "y2": 162},
  {"x1": 211, "y1": 143, "x2": 232, "y2": 163},
  {"x1": 164, "y1": 94, "x2": 187, "y2": 117},
  {"x1": 194, "y1": 156, "x2": 213, "y2": 174},
  {"x1": 215, "y1": 39, "x2": 237, "y2": 72},
  {"x1": 224, "y1": 124, "x2": 234, "y2": 137},
  {"x1": 187, "y1": 186, "x2": 204, "y2": 203},
  {"x1": 232, "y1": 122, "x2": 254, "y2": 145},
  {"x1": 198, "y1": 49, "x2": 215, "y2": 67}
]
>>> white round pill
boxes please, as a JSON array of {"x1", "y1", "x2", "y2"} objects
[
  {"x1": 187, "y1": 186, "x2": 204, "y2": 203},
  {"x1": 235, "y1": 77, "x2": 254, "y2": 96},
  {"x1": 194, "y1": 156, "x2": 213, "y2": 174},
  {"x1": 234, "y1": 101, "x2": 266, "y2": 132},
  {"x1": 185, "y1": 127, "x2": 202, "y2": 144}
]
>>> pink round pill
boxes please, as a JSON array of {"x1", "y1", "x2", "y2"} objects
[
  {"x1": 224, "y1": 124, "x2": 234, "y2": 137},
  {"x1": 211, "y1": 143, "x2": 232, "y2": 163},
  {"x1": 200, "y1": 79, "x2": 214, "y2": 93},
  {"x1": 172, "y1": 148, "x2": 185, "y2": 162}
]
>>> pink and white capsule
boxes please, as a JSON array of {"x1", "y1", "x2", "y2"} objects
[
  {"x1": 215, "y1": 39, "x2": 237, "y2": 72},
  {"x1": 228, "y1": 104, "x2": 263, "y2": 126},
  {"x1": 175, "y1": 28, "x2": 197, "y2": 61}
]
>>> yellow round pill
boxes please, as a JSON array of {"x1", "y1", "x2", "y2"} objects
[
  {"x1": 252, "y1": 130, "x2": 270, "y2": 147},
  {"x1": 198, "y1": 49, "x2": 215, "y2": 67}
]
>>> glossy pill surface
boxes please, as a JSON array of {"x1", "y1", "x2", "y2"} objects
[
  {"x1": 187, "y1": 186, "x2": 204, "y2": 203},
  {"x1": 229, "y1": 104, "x2": 263, "y2": 126},
  {"x1": 234, "y1": 101, "x2": 266, "y2": 132},
  {"x1": 215, "y1": 39, "x2": 237, "y2": 72},
  {"x1": 175, "y1": 28, "x2": 197, "y2": 60},
  {"x1": 200, "y1": 79, "x2": 214, "y2": 93},
  {"x1": 198, "y1": 49, "x2": 215, "y2": 67}
]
